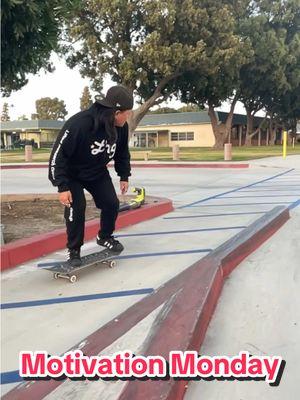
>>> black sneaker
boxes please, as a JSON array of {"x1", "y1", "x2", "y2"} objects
[
  {"x1": 96, "y1": 235, "x2": 124, "y2": 252},
  {"x1": 67, "y1": 248, "x2": 82, "y2": 267}
]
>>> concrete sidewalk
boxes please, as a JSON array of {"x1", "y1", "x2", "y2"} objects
[
  {"x1": 249, "y1": 154, "x2": 300, "y2": 169},
  {"x1": 1, "y1": 159, "x2": 299, "y2": 398}
]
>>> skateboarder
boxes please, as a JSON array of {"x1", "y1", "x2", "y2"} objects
[{"x1": 48, "y1": 85, "x2": 133, "y2": 266}]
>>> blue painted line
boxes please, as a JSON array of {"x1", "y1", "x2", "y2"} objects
[
  {"x1": 118, "y1": 249, "x2": 212, "y2": 259},
  {"x1": 289, "y1": 199, "x2": 300, "y2": 210},
  {"x1": 38, "y1": 248, "x2": 212, "y2": 268},
  {"x1": 239, "y1": 189, "x2": 300, "y2": 193},
  {"x1": 179, "y1": 168, "x2": 295, "y2": 209},
  {"x1": 115, "y1": 226, "x2": 246, "y2": 238},
  {"x1": 216, "y1": 195, "x2": 300, "y2": 199},
  {"x1": 1, "y1": 370, "x2": 21, "y2": 384},
  {"x1": 188, "y1": 202, "x2": 291, "y2": 207},
  {"x1": 245, "y1": 184, "x2": 300, "y2": 190},
  {"x1": 164, "y1": 211, "x2": 267, "y2": 220},
  {"x1": 268, "y1": 181, "x2": 300, "y2": 183},
  {"x1": 1, "y1": 288, "x2": 154, "y2": 310}
]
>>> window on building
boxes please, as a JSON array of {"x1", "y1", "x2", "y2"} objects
[{"x1": 171, "y1": 132, "x2": 194, "y2": 141}]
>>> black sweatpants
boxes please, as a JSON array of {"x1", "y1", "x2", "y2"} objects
[{"x1": 64, "y1": 173, "x2": 119, "y2": 250}]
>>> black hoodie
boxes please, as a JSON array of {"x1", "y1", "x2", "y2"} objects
[{"x1": 48, "y1": 104, "x2": 131, "y2": 192}]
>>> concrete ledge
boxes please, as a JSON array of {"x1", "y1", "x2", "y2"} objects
[
  {"x1": 4, "y1": 206, "x2": 289, "y2": 400},
  {"x1": 0, "y1": 197, "x2": 173, "y2": 271},
  {"x1": 1, "y1": 162, "x2": 249, "y2": 169},
  {"x1": 118, "y1": 206, "x2": 290, "y2": 400},
  {"x1": 215, "y1": 206, "x2": 290, "y2": 277},
  {"x1": 119, "y1": 258, "x2": 223, "y2": 400}
]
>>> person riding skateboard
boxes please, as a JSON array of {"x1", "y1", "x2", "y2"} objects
[{"x1": 48, "y1": 85, "x2": 133, "y2": 267}]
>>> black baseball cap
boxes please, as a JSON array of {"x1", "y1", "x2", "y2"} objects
[{"x1": 95, "y1": 85, "x2": 134, "y2": 110}]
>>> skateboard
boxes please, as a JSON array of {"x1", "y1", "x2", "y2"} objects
[
  {"x1": 119, "y1": 187, "x2": 146, "y2": 212},
  {"x1": 40, "y1": 249, "x2": 122, "y2": 283}
]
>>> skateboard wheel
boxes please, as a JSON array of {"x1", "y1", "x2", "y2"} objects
[
  {"x1": 109, "y1": 260, "x2": 116, "y2": 268},
  {"x1": 53, "y1": 273, "x2": 59, "y2": 279},
  {"x1": 69, "y1": 275, "x2": 77, "y2": 283}
]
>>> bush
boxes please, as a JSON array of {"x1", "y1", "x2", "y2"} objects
[{"x1": 14, "y1": 139, "x2": 38, "y2": 149}]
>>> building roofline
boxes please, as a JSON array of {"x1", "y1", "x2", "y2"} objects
[
  {"x1": 1, "y1": 120, "x2": 64, "y2": 131},
  {"x1": 1, "y1": 111, "x2": 269, "y2": 132}
]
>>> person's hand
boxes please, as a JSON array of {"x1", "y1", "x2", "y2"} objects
[
  {"x1": 58, "y1": 191, "x2": 72, "y2": 207},
  {"x1": 120, "y1": 181, "x2": 129, "y2": 195}
]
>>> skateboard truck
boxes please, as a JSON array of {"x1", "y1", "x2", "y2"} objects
[{"x1": 53, "y1": 273, "x2": 78, "y2": 283}]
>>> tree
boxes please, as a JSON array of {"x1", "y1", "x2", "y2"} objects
[
  {"x1": 1, "y1": 102, "x2": 10, "y2": 121},
  {"x1": 1, "y1": 0, "x2": 80, "y2": 95},
  {"x1": 148, "y1": 107, "x2": 178, "y2": 114},
  {"x1": 177, "y1": 104, "x2": 204, "y2": 112},
  {"x1": 35, "y1": 97, "x2": 67, "y2": 120},
  {"x1": 239, "y1": 0, "x2": 300, "y2": 145},
  {"x1": 63, "y1": 0, "x2": 248, "y2": 136},
  {"x1": 80, "y1": 86, "x2": 93, "y2": 110},
  {"x1": 18, "y1": 115, "x2": 29, "y2": 120},
  {"x1": 266, "y1": 0, "x2": 300, "y2": 141},
  {"x1": 174, "y1": 0, "x2": 252, "y2": 148},
  {"x1": 275, "y1": 86, "x2": 300, "y2": 138}
]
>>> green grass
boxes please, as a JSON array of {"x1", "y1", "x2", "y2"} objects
[
  {"x1": 130, "y1": 145, "x2": 300, "y2": 161},
  {"x1": 1, "y1": 148, "x2": 52, "y2": 163},
  {"x1": 1, "y1": 145, "x2": 300, "y2": 163}
]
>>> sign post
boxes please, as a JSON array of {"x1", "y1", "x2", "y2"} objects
[{"x1": 283, "y1": 131, "x2": 287, "y2": 159}]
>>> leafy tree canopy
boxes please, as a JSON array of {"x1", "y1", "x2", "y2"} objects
[
  {"x1": 1, "y1": 0, "x2": 80, "y2": 95},
  {"x1": 35, "y1": 97, "x2": 67, "y2": 120}
]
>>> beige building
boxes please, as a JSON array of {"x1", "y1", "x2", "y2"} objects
[
  {"x1": 131, "y1": 111, "x2": 270, "y2": 148},
  {"x1": 1, "y1": 111, "x2": 272, "y2": 149},
  {"x1": 1, "y1": 120, "x2": 63, "y2": 149},
  {"x1": 132, "y1": 112, "x2": 215, "y2": 148}
]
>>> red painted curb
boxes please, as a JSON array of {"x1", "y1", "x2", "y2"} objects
[
  {"x1": 2, "y1": 256, "x2": 215, "y2": 400},
  {"x1": 1, "y1": 162, "x2": 249, "y2": 170},
  {"x1": 3, "y1": 206, "x2": 289, "y2": 400},
  {"x1": 0, "y1": 198, "x2": 173, "y2": 271},
  {"x1": 119, "y1": 260, "x2": 223, "y2": 400}
]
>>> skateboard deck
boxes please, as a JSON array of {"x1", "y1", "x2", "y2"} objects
[{"x1": 40, "y1": 249, "x2": 122, "y2": 283}]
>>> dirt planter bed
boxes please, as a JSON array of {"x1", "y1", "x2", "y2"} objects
[
  {"x1": 1, "y1": 193, "x2": 105, "y2": 244},
  {"x1": 0, "y1": 193, "x2": 173, "y2": 270}
]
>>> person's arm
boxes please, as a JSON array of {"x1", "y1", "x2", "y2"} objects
[
  {"x1": 48, "y1": 125, "x2": 80, "y2": 193},
  {"x1": 114, "y1": 124, "x2": 131, "y2": 184}
]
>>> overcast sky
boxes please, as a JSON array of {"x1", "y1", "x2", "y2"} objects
[{"x1": 3, "y1": 53, "x2": 256, "y2": 121}]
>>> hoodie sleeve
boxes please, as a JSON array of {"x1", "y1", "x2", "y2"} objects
[
  {"x1": 114, "y1": 124, "x2": 131, "y2": 181},
  {"x1": 48, "y1": 125, "x2": 80, "y2": 192}
]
